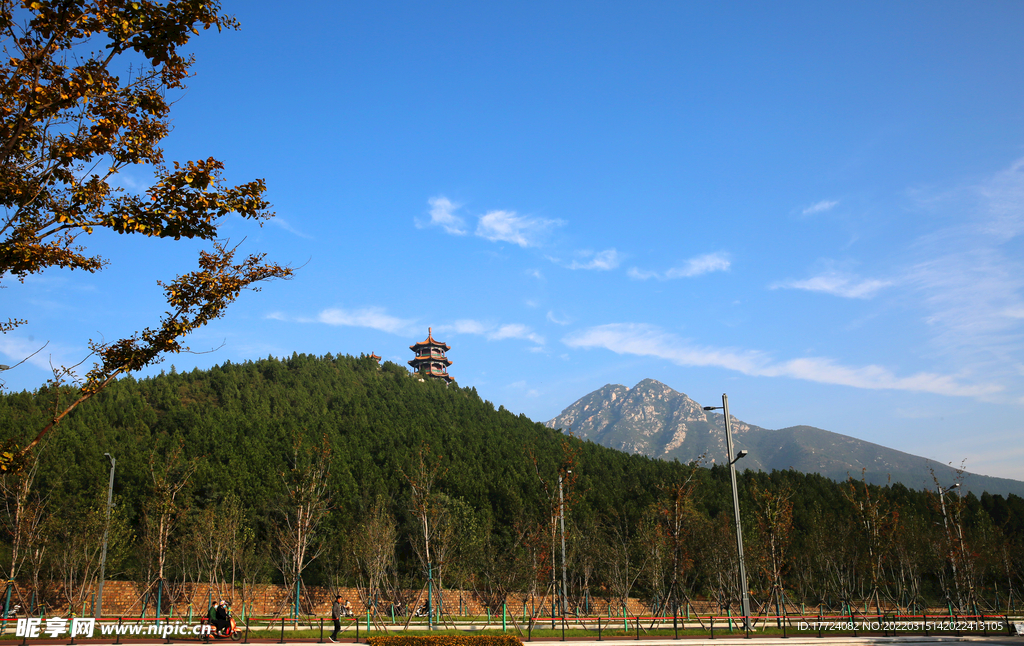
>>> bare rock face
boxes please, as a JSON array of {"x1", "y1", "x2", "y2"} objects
[
  {"x1": 545, "y1": 378, "x2": 759, "y2": 467},
  {"x1": 545, "y1": 379, "x2": 1024, "y2": 497}
]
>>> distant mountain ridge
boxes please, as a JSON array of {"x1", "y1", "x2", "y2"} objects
[{"x1": 545, "y1": 378, "x2": 1024, "y2": 497}]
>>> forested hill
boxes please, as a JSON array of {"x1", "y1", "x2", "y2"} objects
[
  {"x1": 1, "y1": 353, "x2": 1022, "y2": 596},
  {"x1": 0, "y1": 353, "x2": 704, "y2": 563}
]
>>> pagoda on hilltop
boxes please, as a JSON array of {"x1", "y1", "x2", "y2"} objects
[{"x1": 408, "y1": 327, "x2": 453, "y2": 383}]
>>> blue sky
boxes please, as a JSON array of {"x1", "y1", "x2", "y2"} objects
[{"x1": 4, "y1": 1, "x2": 1024, "y2": 480}]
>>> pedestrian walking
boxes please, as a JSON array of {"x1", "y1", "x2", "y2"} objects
[{"x1": 330, "y1": 595, "x2": 343, "y2": 642}]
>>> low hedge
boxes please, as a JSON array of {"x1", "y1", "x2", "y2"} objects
[{"x1": 366, "y1": 636, "x2": 522, "y2": 646}]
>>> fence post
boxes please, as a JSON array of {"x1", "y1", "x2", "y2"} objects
[
  {"x1": 710, "y1": 615, "x2": 714, "y2": 640},
  {"x1": 673, "y1": 605, "x2": 678, "y2": 640},
  {"x1": 924, "y1": 611, "x2": 929, "y2": 637},
  {"x1": 319, "y1": 618, "x2": 324, "y2": 643},
  {"x1": 598, "y1": 616, "x2": 602, "y2": 641},
  {"x1": 242, "y1": 618, "x2": 249, "y2": 645},
  {"x1": 635, "y1": 616, "x2": 639, "y2": 641},
  {"x1": 356, "y1": 616, "x2": 359, "y2": 644},
  {"x1": 527, "y1": 616, "x2": 532, "y2": 642},
  {"x1": 278, "y1": 617, "x2": 285, "y2": 644}
]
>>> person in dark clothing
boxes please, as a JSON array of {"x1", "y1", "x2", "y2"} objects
[
  {"x1": 215, "y1": 601, "x2": 229, "y2": 635},
  {"x1": 330, "y1": 596, "x2": 343, "y2": 642}
]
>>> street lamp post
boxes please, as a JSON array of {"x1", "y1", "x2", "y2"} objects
[
  {"x1": 704, "y1": 394, "x2": 751, "y2": 631},
  {"x1": 95, "y1": 453, "x2": 116, "y2": 618}
]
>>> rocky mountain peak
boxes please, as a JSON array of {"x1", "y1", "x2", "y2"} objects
[
  {"x1": 545, "y1": 378, "x2": 1024, "y2": 497},
  {"x1": 546, "y1": 378, "x2": 713, "y2": 459}
]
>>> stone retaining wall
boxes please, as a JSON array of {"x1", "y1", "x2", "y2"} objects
[{"x1": 0, "y1": 581, "x2": 935, "y2": 620}]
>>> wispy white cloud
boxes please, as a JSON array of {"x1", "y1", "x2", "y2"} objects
[
  {"x1": 417, "y1": 196, "x2": 468, "y2": 235},
  {"x1": 270, "y1": 217, "x2": 314, "y2": 239},
  {"x1": 438, "y1": 319, "x2": 544, "y2": 345},
  {"x1": 547, "y1": 310, "x2": 572, "y2": 326},
  {"x1": 901, "y1": 157, "x2": 1024, "y2": 378},
  {"x1": 312, "y1": 307, "x2": 418, "y2": 336},
  {"x1": 418, "y1": 196, "x2": 565, "y2": 248},
  {"x1": 802, "y1": 199, "x2": 839, "y2": 215},
  {"x1": 447, "y1": 319, "x2": 490, "y2": 335},
  {"x1": 111, "y1": 170, "x2": 151, "y2": 192},
  {"x1": 905, "y1": 247, "x2": 1024, "y2": 358},
  {"x1": 475, "y1": 210, "x2": 564, "y2": 247},
  {"x1": 626, "y1": 268, "x2": 657, "y2": 280},
  {"x1": 567, "y1": 248, "x2": 622, "y2": 271},
  {"x1": 505, "y1": 380, "x2": 541, "y2": 396},
  {"x1": 0, "y1": 336, "x2": 77, "y2": 373},
  {"x1": 274, "y1": 308, "x2": 546, "y2": 347},
  {"x1": 492, "y1": 323, "x2": 544, "y2": 344},
  {"x1": 771, "y1": 272, "x2": 892, "y2": 299},
  {"x1": 563, "y1": 323, "x2": 1001, "y2": 399},
  {"x1": 977, "y1": 158, "x2": 1024, "y2": 240},
  {"x1": 629, "y1": 252, "x2": 731, "y2": 280}
]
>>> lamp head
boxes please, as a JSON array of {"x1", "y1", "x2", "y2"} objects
[
  {"x1": 703, "y1": 406, "x2": 721, "y2": 411},
  {"x1": 736, "y1": 450, "x2": 749, "y2": 460},
  {"x1": 951, "y1": 483, "x2": 960, "y2": 489}
]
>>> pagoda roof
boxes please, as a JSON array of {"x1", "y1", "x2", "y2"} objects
[{"x1": 409, "y1": 327, "x2": 450, "y2": 351}]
